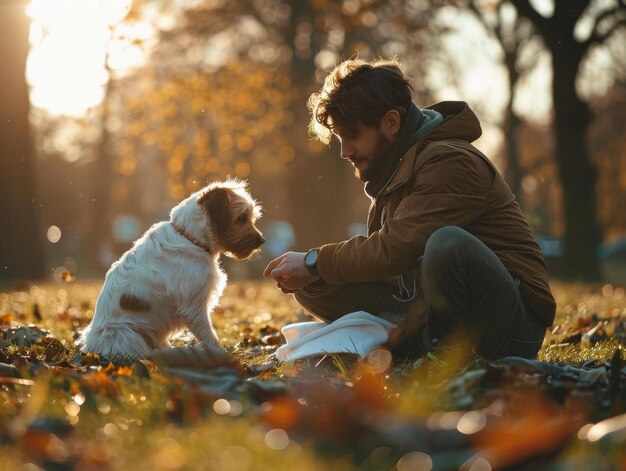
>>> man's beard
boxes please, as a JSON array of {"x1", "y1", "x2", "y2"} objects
[{"x1": 354, "y1": 133, "x2": 393, "y2": 182}]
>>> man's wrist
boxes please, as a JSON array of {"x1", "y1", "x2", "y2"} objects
[{"x1": 304, "y1": 248, "x2": 320, "y2": 277}]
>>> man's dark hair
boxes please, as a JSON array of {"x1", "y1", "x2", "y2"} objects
[{"x1": 308, "y1": 57, "x2": 414, "y2": 144}]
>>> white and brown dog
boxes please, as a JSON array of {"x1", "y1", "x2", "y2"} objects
[{"x1": 80, "y1": 180, "x2": 264, "y2": 361}]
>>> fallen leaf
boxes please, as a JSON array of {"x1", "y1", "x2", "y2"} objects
[{"x1": 147, "y1": 343, "x2": 246, "y2": 374}]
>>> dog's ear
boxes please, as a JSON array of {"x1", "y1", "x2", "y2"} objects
[{"x1": 198, "y1": 187, "x2": 232, "y2": 235}]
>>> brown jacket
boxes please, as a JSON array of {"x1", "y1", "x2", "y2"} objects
[{"x1": 316, "y1": 101, "x2": 556, "y2": 326}]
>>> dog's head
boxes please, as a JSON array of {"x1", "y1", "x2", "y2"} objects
[{"x1": 197, "y1": 180, "x2": 264, "y2": 259}]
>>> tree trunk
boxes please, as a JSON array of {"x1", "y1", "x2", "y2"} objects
[
  {"x1": 87, "y1": 65, "x2": 115, "y2": 275},
  {"x1": 552, "y1": 53, "x2": 602, "y2": 281},
  {"x1": 511, "y1": 0, "x2": 603, "y2": 281},
  {"x1": 502, "y1": 48, "x2": 524, "y2": 208},
  {"x1": 0, "y1": 2, "x2": 46, "y2": 282},
  {"x1": 466, "y1": 0, "x2": 526, "y2": 208},
  {"x1": 283, "y1": 1, "x2": 355, "y2": 251},
  {"x1": 504, "y1": 111, "x2": 523, "y2": 204}
]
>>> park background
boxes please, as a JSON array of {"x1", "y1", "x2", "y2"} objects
[
  {"x1": 1, "y1": 0, "x2": 625, "y2": 287},
  {"x1": 1, "y1": 2, "x2": 626, "y2": 470}
]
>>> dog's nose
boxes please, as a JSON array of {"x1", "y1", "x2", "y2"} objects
[{"x1": 257, "y1": 235, "x2": 266, "y2": 245}]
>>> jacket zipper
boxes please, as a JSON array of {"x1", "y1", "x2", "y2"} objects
[{"x1": 380, "y1": 203, "x2": 388, "y2": 226}]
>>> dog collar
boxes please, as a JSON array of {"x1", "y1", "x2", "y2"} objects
[{"x1": 170, "y1": 222, "x2": 213, "y2": 254}]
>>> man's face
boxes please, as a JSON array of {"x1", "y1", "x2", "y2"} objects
[{"x1": 334, "y1": 121, "x2": 394, "y2": 182}]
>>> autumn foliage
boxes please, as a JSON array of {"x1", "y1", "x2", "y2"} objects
[{"x1": 0, "y1": 279, "x2": 625, "y2": 469}]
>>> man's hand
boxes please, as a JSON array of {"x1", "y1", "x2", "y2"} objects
[{"x1": 263, "y1": 251, "x2": 320, "y2": 293}]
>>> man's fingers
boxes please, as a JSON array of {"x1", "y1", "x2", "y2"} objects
[
  {"x1": 263, "y1": 261, "x2": 277, "y2": 278},
  {"x1": 263, "y1": 255, "x2": 285, "y2": 277},
  {"x1": 269, "y1": 266, "x2": 292, "y2": 280}
]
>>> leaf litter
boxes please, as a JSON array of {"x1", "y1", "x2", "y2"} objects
[{"x1": 0, "y1": 280, "x2": 624, "y2": 470}]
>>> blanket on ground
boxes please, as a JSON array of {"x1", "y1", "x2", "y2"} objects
[{"x1": 275, "y1": 311, "x2": 396, "y2": 362}]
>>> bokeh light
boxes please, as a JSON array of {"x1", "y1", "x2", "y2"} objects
[
  {"x1": 457, "y1": 411, "x2": 487, "y2": 435},
  {"x1": 213, "y1": 398, "x2": 230, "y2": 415},
  {"x1": 397, "y1": 451, "x2": 433, "y2": 471},
  {"x1": 47, "y1": 225, "x2": 62, "y2": 243},
  {"x1": 264, "y1": 428, "x2": 289, "y2": 450},
  {"x1": 363, "y1": 348, "x2": 392, "y2": 374}
]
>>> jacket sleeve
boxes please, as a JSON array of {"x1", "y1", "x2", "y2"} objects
[{"x1": 317, "y1": 152, "x2": 488, "y2": 284}]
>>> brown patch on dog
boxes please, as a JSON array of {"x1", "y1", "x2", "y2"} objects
[{"x1": 119, "y1": 293, "x2": 151, "y2": 312}]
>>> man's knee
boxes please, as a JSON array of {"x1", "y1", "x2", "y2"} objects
[
  {"x1": 293, "y1": 289, "x2": 335, "y2": 320},
  {"x1": 293, "y1": 289, "x2": 316, "y2": 312},
  {"x1": 423, "y1": 226, "x2": 470, "y2": 272}
]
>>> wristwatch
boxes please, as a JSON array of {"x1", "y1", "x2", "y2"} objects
[{"x1": 304, "y1": 248, "x2": 319, "y2": 277}]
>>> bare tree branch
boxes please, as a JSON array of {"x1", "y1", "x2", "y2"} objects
[
  {"x1": 585, "y1": 11, "x2": 626, "y2": 49},
  {"x1": 509, "y1": 0, "x2": 550, "y2": 35},
  {"x1": 467, "y1": 0, "x2": 491, "y2": 33}
]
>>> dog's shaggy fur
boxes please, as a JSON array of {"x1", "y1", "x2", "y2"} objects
[{"x1": 80, "y1": 180, "x2": 264, "y2": 360}]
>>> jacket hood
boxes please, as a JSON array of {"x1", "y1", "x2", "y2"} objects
[
  {"x1": 379, "y1": 101, "x2": 483, "y2": 195},
  {"x1": 425, "y1": 101, "x2": 482, "y2": 143}
]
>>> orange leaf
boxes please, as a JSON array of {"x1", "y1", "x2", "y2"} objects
[{"x1": 260, "y1": 396, "x2": 302, "y2": 431}]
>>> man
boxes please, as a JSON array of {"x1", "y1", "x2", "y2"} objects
[{"x1": 264, "y1": 58, "x2": 555, "y2": 360}]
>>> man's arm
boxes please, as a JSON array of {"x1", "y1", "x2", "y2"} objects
[
  {"x1": 317, "y1": 152, "x2": 488, "y2": 284},
  {"x1": 265, "y1": 150, "x2": 488, "y2": 290}
]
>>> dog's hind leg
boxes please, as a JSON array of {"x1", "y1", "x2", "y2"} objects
[{"x1": 82, "y1": 323, "x2": 152, "y2": 361}]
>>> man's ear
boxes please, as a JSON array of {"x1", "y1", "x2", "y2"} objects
[
  {"x1": 381, "y1": 109, "x2": 401, "y2": 139},
  {"x1": 198, "y1": 187, "x2": 232, "y2": 236}
]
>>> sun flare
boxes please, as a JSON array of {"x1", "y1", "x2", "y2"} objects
[{"x1": 26, "y1": 0, "x2": 146, "y2": 117}]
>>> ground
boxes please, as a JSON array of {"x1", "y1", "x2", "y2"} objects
[{"x1": 0, "y1": 279, "x2": 624, "y2": 470}]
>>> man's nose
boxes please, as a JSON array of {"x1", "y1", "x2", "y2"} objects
[{"x1": 340, "y1": 143, "x2": 354, "y2": 160}]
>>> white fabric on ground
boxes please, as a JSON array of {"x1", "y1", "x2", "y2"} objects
[{"x1": 275, "y1": 311, "x2": 396, "y2": 361}]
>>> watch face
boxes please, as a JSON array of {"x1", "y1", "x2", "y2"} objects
[{"x1": 305, "y1": 249, "x2": 318, "y2": 267}]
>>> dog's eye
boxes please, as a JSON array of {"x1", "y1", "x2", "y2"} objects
[{"x1": 237, "y1": 214, "x2": 248, "y2": 224}]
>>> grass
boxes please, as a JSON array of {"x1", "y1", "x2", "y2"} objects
[{"x1": 0, "y1": 279, "x2": 625, "y2": 470}]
